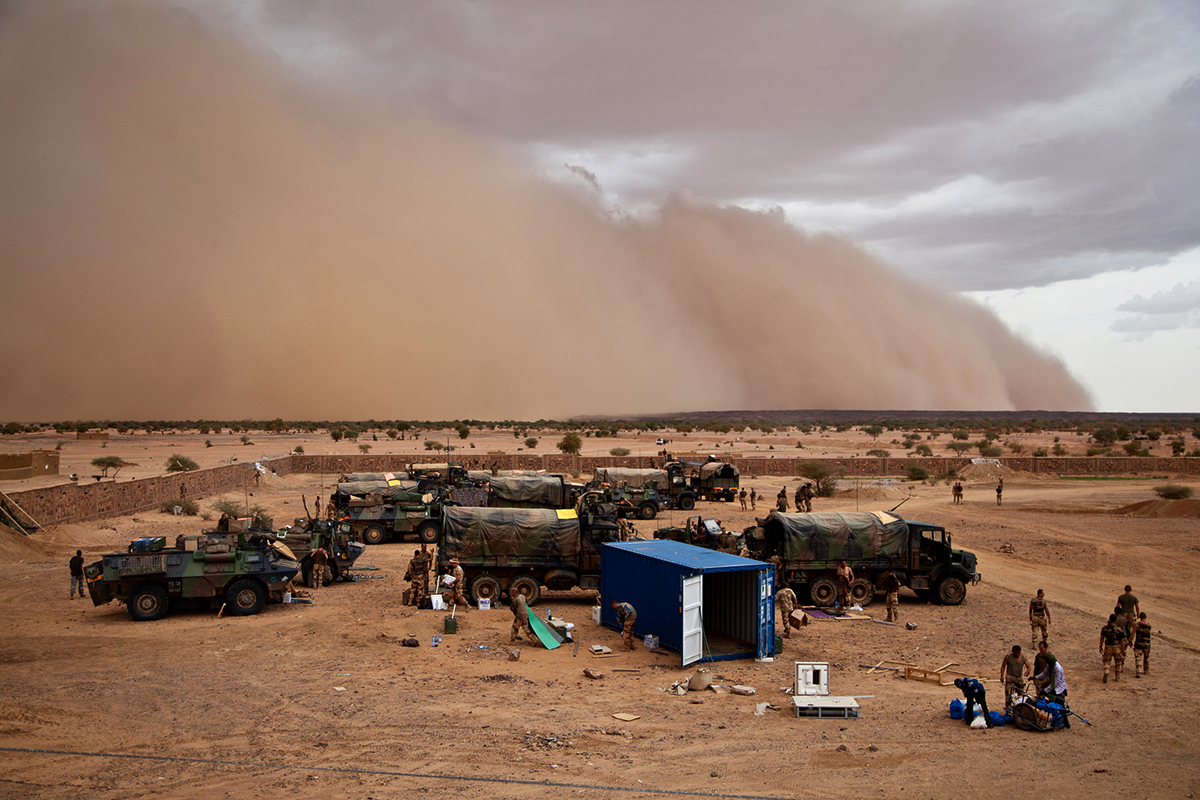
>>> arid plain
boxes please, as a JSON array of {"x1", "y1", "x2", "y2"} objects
[{"x1": 1, "y1": 426, "x2": 1198, "y2": 799}]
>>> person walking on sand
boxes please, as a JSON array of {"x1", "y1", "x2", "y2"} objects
[
  {"x1": 739, "y1": 487, "x2": 748, "y2": 511},
  {"x1": 952, "y1": 481, "x2": 963, "y2": 505},
  {"x1": 879, "y1": 569, "x2": 901, "y2": 623},
  {"x1": 1029, "y1": 589, "x2": 1051, "y2": 649},
  {"x1": 995, "y1": 478, "x2": 1003, "y2": 506},
  {"x1": 69, "y1": 550, "x2": 86, "y2": 599},
  {"x1": 776, "y1": 487, "x2": 788, "y2": 512},
  {"x1": 1133, "y1": 612, "x2": 1152, "y2": 677},
  {"x1": 749, "y1": 487, "x2": 756, "y2": 511},
  {"x1": 1100, "y1": 613, "x2": 1127, "y2": 683},
  {"x1": 775, "y1": 585, "x2": 798, "y2": 638},
  {"x1": 835, "y1": 560, "x2": 853, "y2": 613}
]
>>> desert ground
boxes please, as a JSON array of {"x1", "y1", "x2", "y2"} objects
[{"x1": 1, "y1": 427, "x2": 1199, "y2": 799}]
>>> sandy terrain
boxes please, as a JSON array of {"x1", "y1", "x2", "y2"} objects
[{"x1": 1, "y1": 435, "x2": 1199, "y2": 799}]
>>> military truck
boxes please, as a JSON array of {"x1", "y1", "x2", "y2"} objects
[
  {"x1": 487, "y1": 474, "x2": 580, "y2": 509},
  {"x1": 758, "y1": 510, "x2": 980, "y2": 607},
  {"x1": 590, "y1": 467, "x2": 669, "y2": 519},
  {"x1": 653, "y1": 517, "x2": 739, "y2": 551},
  {"x1": 275, "y1": 517, "x2": 367, "y2": 586},
  {"x1": 85, "y1": 531, "x2": 301, "y2": 621},
  {"x1": 661, "y1": 458, "x2": 740, "y2": 506},
  {"x1": 334, "y1": 481, "x2": 445, "y2": 545},
  {"x1": 438, "y1": 506, "x2": 620, "y2": 606}
]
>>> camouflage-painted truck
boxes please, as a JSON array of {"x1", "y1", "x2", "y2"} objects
[
  {"x1": 590, "y1": 467, "x2": 670, "y2": 518},
  {"x1": 85, "y1": 531, "x2": 301, "y2": 621},
  {"x1": 758, "y1": 510, "x2": 980, "y2": 607},
  {"x1": 333, "y1": 480, "x2": 444, "y2": 545},
  {"x1": 438, "y1": 506, "x2": 619, "y2": 606},
  {"x1": 275, "y1": 517, "x2": 366, "y2": 586},
  {"x1": 487, "y1": 474, "x2": 581, "y2": 510},
  {"x1": 661, "y1": 458, "x2": 741, "y2": 505}
]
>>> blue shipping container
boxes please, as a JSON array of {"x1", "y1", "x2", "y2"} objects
[{"x1": 600, "y1": 540, "x2": 774, "y2": 666}]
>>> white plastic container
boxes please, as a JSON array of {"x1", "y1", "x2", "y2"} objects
[
  {"x1": 430, "y1": 595, "x2": 446, "y2": 610},
  {"x1": 592, "y1": 605, "x2": 601, "y2": 624},
  {"x1": 478, "y1": 598, "x2": 491, "y2": 611}
]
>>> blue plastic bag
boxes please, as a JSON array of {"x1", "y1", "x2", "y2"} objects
[{"x1": 949, "y1": 699, "x2": 964, "y2": 720}]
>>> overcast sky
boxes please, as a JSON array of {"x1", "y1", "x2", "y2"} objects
[{"x1": 192, "y1": 0, "x2": 1200, "y2": 413}]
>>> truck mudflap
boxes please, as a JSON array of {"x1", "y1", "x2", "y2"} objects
[{"x1": 970, "y1": 572, "x2": 982, "y2": 585}]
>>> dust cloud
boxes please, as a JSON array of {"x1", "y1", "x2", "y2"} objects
[{"x1": 0, "y1": 4, "x2": 1093, "y2": 421}]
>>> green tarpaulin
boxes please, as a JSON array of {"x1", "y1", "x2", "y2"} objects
[
  {"x1": 592, "y1": 467, "x2": 667, "y2": 489},
  {"x1": 489, "y1": 475, "x2": 567, "y2": 507},
  {"x1": 442, "y1": 507, "x2": 580, "y2": 565},
  {"x1": 763, "y1": 511, "x2": 909, "y2": 563}
]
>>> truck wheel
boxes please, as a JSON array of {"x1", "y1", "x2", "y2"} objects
[
  {"x1": 935, "y1": 576, "x2": 966, "y2": 606},
  {"x1": 225, "y1": 579, "x2": 267, "y2": 616},
  {"x1": 849, "y1": 578, "x2": 874, "y2": 608},
  {"x1": 416, "y1": 522, "x2": 440, "y2": 544},
  {"x1": 470, "y1": 575, "x2": 502, "y2": 604},
  {"x1": 508, "y1": 576, "x2": 541, "y2": 606},
  {"x1": 677, "y1": 495, "x2": 696, "y2": 511},
  {"x1": 638, "y1": 502, "x2": 657, "y2": 520},
  {"x1": 128, "y1": 583, "x2": 169, "y2": 621},
  {"x1": 807, "y1": 577, "x2": 837, "y2": 607},
  {"x1": 361, "y1": 524, "x2": 387, "y2": 546}
]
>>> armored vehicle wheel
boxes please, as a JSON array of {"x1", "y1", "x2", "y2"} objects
[
  {"x1": 128, "y1": 583, "x2": 169, "y2": 621},
  {"x1": 935, "y1": 576, "x2": 966, "y2": 606},
  {"x1": 470, "y1": 575, "x2": 502, "y2": 604},
  {"x1": 508, "y1": 575, "x2": 541, "y2": 606},
  {"x1": 226, "y1": 578, "x2": 267, "y2": 616},
  {"x1": 361, "y1": 524, "x2": 387, "y2": 546},
  {"x1": 807, "y1": 576, "x2": 837, "y2": 607},
  {"x1": 638, "y1": 502, "x2": 657, "y2": 520},
  {"x1": 677, "y1": 495, "x2": 696, "y2": 511},
  {"x1": 849, "y1": 578, "x2": 874, "y2": 607},
  {"x1": 416, "y1": 522, "x2": 440, "y2": 544}
]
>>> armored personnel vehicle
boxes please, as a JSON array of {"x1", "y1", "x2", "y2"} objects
[
  {"x1": 84, "y1": 531, "x2": 301, "y2": 621},
  {"x1": 275, "y1": 517, "x2": 366, "y2": 586}
]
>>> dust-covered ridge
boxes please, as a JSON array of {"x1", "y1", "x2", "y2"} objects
[{"x1": 0, "y1": 3, "x2": 1094, "y2": 421}]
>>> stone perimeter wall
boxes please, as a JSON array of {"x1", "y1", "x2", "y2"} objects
[
  {"x1": 5, "y1": 457, "x2": 293, "y2": 527},
  {"x1": 6, "y1": 454, "x2": 1196, "y2": 528}
]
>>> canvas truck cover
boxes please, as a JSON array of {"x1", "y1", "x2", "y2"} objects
[
  {"x1": 763, "y1": 511, "x2": 910, "y2": 563},
  {"x1": 442, "y1": 507, "x2": 581, "y2": 565},
  {"x1": 339, "y1": 472, "x2": 410, "y2": 483},
  {"x1": 593, "y1": 467, "x2": 667, "y2": 489},
  {"x1": 699, "y1": 462, "x2": 740, "y2": 480},
  {"x1": 489, "y1": 475, "x2": 567, "y2": 506},
  {"x1": 467, "y1": 470, "x2": 493, "y2": 484},
  {"x1": 336, "y1": 480, "x2": 420, "y2": 498}
]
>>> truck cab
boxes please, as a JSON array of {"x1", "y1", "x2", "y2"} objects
[{"x1": 905, "y1": 520, "x2": 981, "y2": 605}]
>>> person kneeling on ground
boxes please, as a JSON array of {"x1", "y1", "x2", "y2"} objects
[
  {"x1": 1033, "y1": 642, "x2": 1070, "y2": 728},
  {"x1": 953, "y1": 677, "x2": 994, "y2": 727}
]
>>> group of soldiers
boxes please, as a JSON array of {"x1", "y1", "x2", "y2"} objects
[
  {"x1": 772, "y1": 563, "x2": 904, "y2": 641},
  {"x1": 403, "y1": 545, "x2": 469, "y2": 609},
  {"x1": 1099, "y1": 585, "x2": 1151, "y2": 682},
  {"x1": 736, "y1": 483, "x2": 814, "y2": 513},
  {"x1": 948, "y1": 479, "x2": 1003, "y2": 505}
]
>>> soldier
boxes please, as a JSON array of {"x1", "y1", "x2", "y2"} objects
[
  {"x1": 69, "y1": 549, "x2": 85, "y2": 599},
  {"x1": 739, "y1": 488, "x2": 748, "y2": 511},
  {"x1": 776, "y1": 488, "x2": 788, "y2": 512},
  {"x1": 1117, "y1": 585, "x2": 1140, "y2": 630},
  {"x1": 406, "y1": 549, "x2": 427, "y2": 606},
  {"x1": 879, "y1": 569, "x2": 901, "y2": 623},
  {"x1": 1099, "y1": 613, "x2": 1127, "y2": 682},
  {"x1": 510, "y1": 592, "x2": 536, "y2": 643},
  {"x1": 1133, "y1": 611, "x2": 1151, "y2": 677},
  {"x1": 324, "y1": 496, "x2": 336, "y2": 521},
  {"x1": 794, "y1": 485, "x2": 803, "y2": 512},
  {"x1": 801, "y1": 483, "x2": 814, "y2": 512},
  {"x1": 1032, "y1": 643, "x2": 1070, "y2": 727},
  {"x1": 418, "y1": 544, "x2": 432, "y2": 599},
  {"x1": 1032, "y1": 640, "x2": 1055, "y2": 695},
  {"x1": 775, "y1": 585, "x2": 798, "y2": 638},
  {"x1": 446, "y1": 558, "x2": 468, "y2": 608},
  {"x1": 953, "y1": 677, "x2": 994, "y2": 727},
  {"x1": 835, "y1": 560, "x2": 853, "y2": 612},
  {"x1": 749, "y1": 487, "x2": 757, "y2": 511},
  {"x1": 995, "y1": 479, "x2": 1003, "y2": 506},
  {"x1": 1000, "y1": 645, "x2": 1030, "y2": 712},
  {"x1": 612, "y1": 600, "x2": 637, "y2": 650},
  {"x1": 1029, "y1": 589, "x2": 1051, "y2": 648},
  {"x1": 1113, "y1": 605, "x2": 1134, "y2": 654},
  {"x1": 952, "y1": 482, "x2": 963, "y2": 505},
  {"x1": 310, "y1": 545, "x2": 328, "y2": 590}
]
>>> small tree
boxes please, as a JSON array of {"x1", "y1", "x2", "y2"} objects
[
  {"x1": 1170, "y1": 438, "x2": 1186, "y2": 456},
  {"x1": 455, "y1": 423, "x2": 470, "y2": 440},
  {"x1": 1092, "y1": 426, "x2": 1118, "y2": 446},
  {"x1": 1052, "y1": 443, "x2": 1068, "y2": 457},
  {"x1": 524, "y1": 437, "x2": 539, "y2": 450},
  {"x1": 330, "y1": 428, "x2": 344, "y2": 443},
  {"x1": 1154, "y1": 484, "x2": 1193, "y2": 500},
  {"x1": 293, "y1": 445, "x2": 304, "y2": 455},
  {"x1": 165, "y1": 453, "x2": 199, "y2": 472},
  {"x1": 424, "y1": 439, "x2": 437, "y2": 451},
  {"x1": 866, "y1": 449, "x2": 890, "y2": 458},
  {"x1": 610, "y1": 447, "x2": 630, "y2": 456},
  {"x1": 240, "y1": 435, "x2": 252, "y2": 446},
  {"x1": 946, "y1": 441, "x2": 973, "y2": 454},
  {"x1": 863, "y1": 425, "x2": 883, "y2": 441},
  {"x1": 91, "y1": 455, "x2": 133, "y2": 478},
  {"x1": 359, "y1": 444, "x2": 371, "y2": 454},
  {"x1": 386, "y1": 428, "x2": 399, "y2": 440},
  {"x1": 557, "y1": 432, "x2": 582, "y2": 455},
  {"x1": 914, "y1": 444, "x2": 933, "y2": 457},
  {"x1": 905, "y1": 464, "x2": 930, "y2": 482},
  {"x1": 205, "y1": 439, "x2": 213, "y2": 448},
  {"x1": 798, "y1": 461, "x2": 839, "y2": 497}
]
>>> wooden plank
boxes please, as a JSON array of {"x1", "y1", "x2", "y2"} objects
[
  {"x1": 864, "y1": 660, "x2": 886, "y2": 675},
  {"x1": 933, "y1": 662, "x2": 958, "y2": 673}
]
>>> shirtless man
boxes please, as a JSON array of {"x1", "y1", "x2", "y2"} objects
[{"x1": 1000, "y1": 644, "x2": 1031, "y2": 712}]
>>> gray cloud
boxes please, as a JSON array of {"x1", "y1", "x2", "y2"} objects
[
  {"x1": 1111, "y1": 279, "x2": 1200, "y2": 335},
  {"x1": 206, "y1": 0, "x2": 1200, "y2": 292}
]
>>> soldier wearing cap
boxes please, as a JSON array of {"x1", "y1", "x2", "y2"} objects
[
  {"x1": 446, "y1": 557, "x2": 468, "y2": 607},
  {"x1": 1100, "y1": 613, "x2": 1127, "y2": 683},
  {"x1": 612, "y1": 600, "x2": 637, "y2": 650},
  {"x1": 1029, "y1": 589, "x2": 1051, "y2": 649},
  {"x1": 406, "y1": 549, "x2": 428, "y2": 606}
]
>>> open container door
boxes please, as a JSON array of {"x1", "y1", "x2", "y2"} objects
[
  {"x1": 681, "y1": 574, "x2": 704, "y2": 666},
  {"x1": 757, "y1": 567, "x2": 775, "y2": 659}
]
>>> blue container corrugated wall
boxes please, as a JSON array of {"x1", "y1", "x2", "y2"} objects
[{"x1": 599, "y1": 540, "x2": 774, "y2": 665}]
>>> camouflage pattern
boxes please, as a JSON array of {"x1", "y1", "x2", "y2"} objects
[
  {"x1": 1101, "y1": 622, "x2": 1126, "y2": 681},
  {"x1": 445, "y1": 563, "x2": 467, "y2": 606},
  {"x1": 615, "y1": 602, "x2": 637, "y2": 650},
  {"x1": 764, "y1": 511, "x2": 909, "y2": 563},
  {"x1": 593, "y1": 467, "x2": 668, "y2": 490},
  {"x1": 339, "y1": 471, "x2": 411, "y2": 483},
  {"x1": 441, "y1": 507, "x2": 583, "y2": 565},
  {"x1": 488, "y1": 475, "x2": 574, "y2": 509},
  {"x1": 1134, "y1": 620, "x2": 1151, "y2": 675},
  {"x1": 85, "y1": 531, "x2": 300, "y2": 620},
  {"x1": 277, "y1": 518, "x2": 366, "y2": 584},
  {"x1": 510, "y1": 593, "x2": 534, "y2": 641},
  {"x1": 697, "y1": 461, "x2": 740, "y2": 501},
  {"x1": 775, "y1": 587, "x2": 797, "y2": 637},
  {"x1": 407, "y1": 551, "x2": 429, "y2": 606}
]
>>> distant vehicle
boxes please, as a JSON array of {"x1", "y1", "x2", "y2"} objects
[
  {"x1": 334, "y1": 481, "x2": 445, "y2": 545},
  {"x1": 756, "y1": 511, "x2": 980, "y2": 607},
  {"x1": 653, "y1": 516, "x2": 739, "y2": 552},
  {"x1": 487, "y1": 474, "x2": 581, "y2": 509},
  {"x1": 85, "y1": 531, "x2": 300, "y2": 621},
  {"x1": 655, "y1": 437, "x2": 667, "y2": 445}
]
